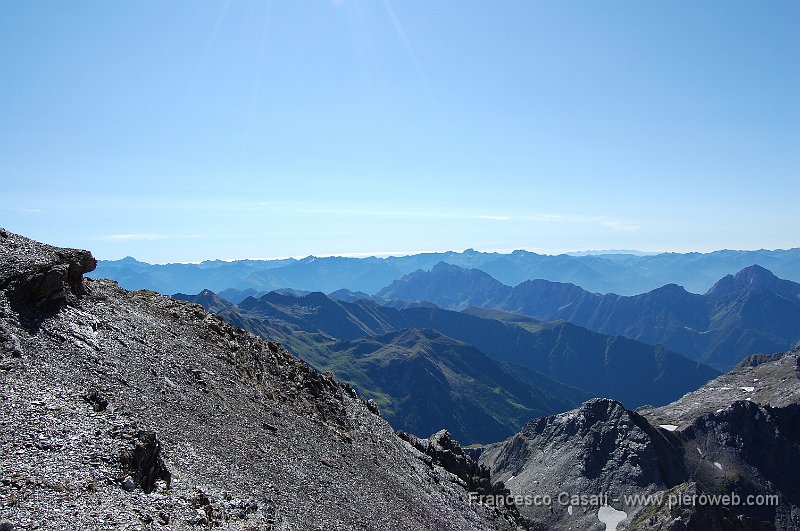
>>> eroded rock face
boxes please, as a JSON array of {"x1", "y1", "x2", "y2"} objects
[
  {"x1": 480, "y1": 398, "x2": 688, "y2": 530},
  {"x1": 629, "y1": 482, "x2": 775, "y2": 531},
  {"x1": 120, "y1": 431, "x2": 171, "y2": 494},
  {"x1": 398, "y1": 429, "x2": 531, "y2": 530},
  {"x1": 0, "y1": 230, "x2": 518, "y2": 530},
  {"x1": 0, "y1": 229, "x2": 95, "y2": 307},
  {"x1": 481, "y1": 352, "x2": 800, "y2": 530},
  {"x1": 399, "y1": 429, "x2": 502, "y2": 495}
]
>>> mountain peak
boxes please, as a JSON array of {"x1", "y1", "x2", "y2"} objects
[
  {"x1": 706, "y1": 264, "x2": 780, "y2": 296},
  {"x1": 651, "y1": 283, "x2": 688, "y2": 294},
  {"x1": 172, "y1": 289, "x2": 232, "y2": 313},
  {"x1": 392, "y1": 327, "x2": 449, "y2": 346},
  {"x1": 734, "y1": 264, "x2": 778, "y2": 284},
  {"x1": 431, "y1": 261, "x2": 465, "y2": 272},
  {"x1": 1, "y1": 229, "x2": 521, "y2": 530},
  {"x1": 521, "y1": 398, "x2": 631, "y2": 438}
]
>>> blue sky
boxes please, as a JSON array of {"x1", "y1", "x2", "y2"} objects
[{"x1": 2, "y1": 1, "x2": 798, "y2": 263}]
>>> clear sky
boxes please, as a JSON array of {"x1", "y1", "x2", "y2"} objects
[{"x1": 2, "y1": 1, "x2": 798, "y2": 263}]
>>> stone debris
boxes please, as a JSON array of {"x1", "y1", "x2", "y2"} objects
[{"x1": 0, "y1": 229, "x2": 520, "y2": 530}]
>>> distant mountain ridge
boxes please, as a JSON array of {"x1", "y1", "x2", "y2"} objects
[
  {"x1": 324, "y1": 328, "x2": 586, "y2": 444},
  {"x1": 176, "y1": 289, "x2": 719, "y2": 443},
  {"x1": 379, "y1": 263, "x2": 800, "y2": 370},
  {"x1": 93, "y1": 247, "x2": 800, "y2": 296},
  {"x1": 0, "y1": 228, "x2": 520, "y2": 530},
  {"x1": 175, "y1": 290, "x2": 588, "y2": 444}
]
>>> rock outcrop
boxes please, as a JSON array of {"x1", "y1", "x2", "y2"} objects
[
  {"x1": 398, "y1": 429, "x2": 504, "y2": 495},
  {"x1": 0, "y1": 229, "x2": 95, "y2": 307},
  {"x1": 0, "y1": 229, "x2": 520, "y2": 530},
  {"x1": 479, "y1": 398, "x2": 688, "y2": 530},
  {"x1": 479, "y1": 350, "x2": 800, "y2": 530}
]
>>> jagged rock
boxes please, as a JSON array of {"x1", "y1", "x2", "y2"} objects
[
  {"x1": 0, "y1": 229, "x2": 516, "y2": 530},
  {"x1": 398, "y1": 429, "x2": 532, "y2": 529},
  {"x1": 120, "y1": 431, "x2": 171, "y2": 494},
  {"x1": 480, "y1": 398, "x2": 688, "y2": 529},
  {"x1": 82, "y1": 389, "x2": 108, "y2": 412},
  {"x1": 629, "y1": 482, "x2": 774, "y2": 531},
  {"x1": 399, "y1": 429, "x2": 499, "y2": 494},
  {"x1": 0, "y1": 231, "x2": 95, "y2": 307},
  {"x1": 482, "y1": 351, "x2": 800, "y2": 530}
]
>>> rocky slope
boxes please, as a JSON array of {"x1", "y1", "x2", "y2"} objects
[
  {"x1": 0, "y1": 229, "x2": 520, "y2": 530},
  {"x1": 177, "y1": 289, "x2": 718, "y2": 441},
  {"x1": 478, "y1": 348, "x2": 800, "y2": 530}
]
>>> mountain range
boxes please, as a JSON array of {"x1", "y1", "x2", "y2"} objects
[
  {"x1": 0, "y1": 228, "x2": 522, "y2": 530},
  {"x1": 379, "y1": 262, "x2": 800, "y2": 370},
  {"x1": 478, "y1": 349, "x2": 800, "y2": 530},
  {"x1": 92, "y1": 246, "x2": 800, "y2": 296},
  {"x1": 175, "y1": 289, "x2": 719, "y2": 443},
  {"x1": 4, "y1": 228, "x2": 799, "y2": 530}
]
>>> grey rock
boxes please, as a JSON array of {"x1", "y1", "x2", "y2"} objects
[
  {"x1": 121, "y1": 476, "x2": 135, "y2": 492},
  {"x1": 0, "y1": 231, "x2": 95, "y2": 307},
  {"x1": 481, "y1": 349, "x2": 800, "y2": 530},
  {"x1": 120, "y1": 431, "x2": 171, "y2": 494},
  {"x1": 399, "y1": 429, "x2": 499, "y2": 494},
  {"x1": 0, "y1": 229, "x2": 516, "y2": 530},
  {"x1": 81, "y1": 389, "x2": 108, "y2": 412}
]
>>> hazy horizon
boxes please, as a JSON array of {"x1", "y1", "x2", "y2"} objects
[{"x1": 92, "y1": 244, "x2": 798, "y2": 266}]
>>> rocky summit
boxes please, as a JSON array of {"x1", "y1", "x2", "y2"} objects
[
  {"x1": 478, "y1": 349, "x2": 800, "y2": 530},
  {"x1": 3, "y1": 227, "x2": 798, "y2": 531},
  {"x1": 0, "y1": 229, "x2": 521, "y2": 530}
]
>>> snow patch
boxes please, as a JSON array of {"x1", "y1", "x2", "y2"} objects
[
  {"x1": 714, "y1": 462, "x2": 723, "y2": 470},
  {"x1": 741, "y1": 386, "x2": 755, "y2": 392},
  {"x1": 659, "y1": 424, "x2": 678, "y2": 432},
  {"x1": 597, "y1": 505, "x2": 627, "y2": 531}
]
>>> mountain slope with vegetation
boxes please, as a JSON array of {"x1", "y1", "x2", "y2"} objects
[
  {"x1": 177, "y1": 289, "x2": 718, "y2": 442},
  {"x1": 380, "y1": 263, "x2": 800, "y2": 370},
  {"x1": 325, "y1": 328, "x2": 584, "y2": 444},
  {"x1": 0, "y1": 229, "x2": 519, "y2": 530}
]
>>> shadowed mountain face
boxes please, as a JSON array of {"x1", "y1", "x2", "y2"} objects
[
  {"x1": 376, "y1": 262, "x2": 512, "y2": 310},
  {"x1": 92, "y1": 247, "x2": 800, "y2": 297},
  {"x1": 396, "y1": 306, "x2": 719, "y2": 408},
  {"x1": 0, "y1": 229, "x2": 519, "y2": 530},
  {"x1": 378, "y1": 263, "x2": 800, "y2": 370},
  {"x1": 325, "y1": 328, "x2": 583, "y2": 444},
  {"x1": 479, "y1": 349, "x2": 800, "y2": 531},
  {"x1": 176, "y1": 291, "x2": 590, "y2": 444},
  {"x1": 176, "y1": 288, "x2": 719, "y2": 443}
]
